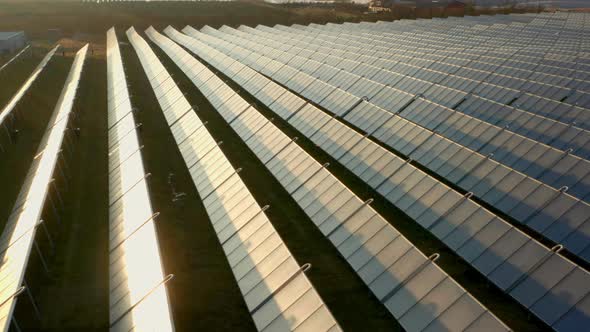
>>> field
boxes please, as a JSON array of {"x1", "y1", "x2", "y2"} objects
[
  {"x1": 0, "y1": 0, "x2": 538, "y2": 39},
  {"x1": 0, "y1": 1, "x2": 389, "y2": 37},
  {"x1": 0, "y1": 1, "x2": 560, "y2": 331}
]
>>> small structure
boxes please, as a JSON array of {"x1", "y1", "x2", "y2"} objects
[{"x1": 0, "y1": 32, "x2": 27, "y2": 54}]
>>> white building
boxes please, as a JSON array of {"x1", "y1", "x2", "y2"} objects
[{"x1": 0, "y1": 32, "x2": 27, "y2": 54}]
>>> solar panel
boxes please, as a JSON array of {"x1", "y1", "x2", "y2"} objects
[
  {"x1": 127, "y1": 26, "x2": 341, "y2": 332},
  {"x1": 0, "y1": 45, "x2": 59, "y2": 128},
  {"x1": 254, "y1": 20, "x2": 587, "y2": 100},
  {"x1": 0, "y1": 44, "x2": 86, "y2": 332},
  {"x1": 0, "y1": 45, "x2": 31, "y2": 73},
  {"x1": 167, "y1": 24, "x2": 590, "y2": 332},
  {"x1": 207, "y1": 24, "x2": 590, "y2": 197},
  {"x1": 106, "y1": 27, "x2": 175, "y2": 332},
  {"x1": 191, "y1": 22, "x2": 590, "y2": 266},
  {"x1": 155, "y1": 26, "x2": 514, "y2": 332}
]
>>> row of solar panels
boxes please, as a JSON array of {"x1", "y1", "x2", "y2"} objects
[
  {"x1": 0, "y1": 44, "x2": 87, "y2": 332},
  {"x1": 0, "y1": 46, "x2": 59, "y2": 128},
  {"x1": 221, "y1": 24, "x2": 590, "y2": 144},
  {"x1": 337, "y1": 21, "x2": 588, "y2": 53},
  {"x1": 160, "y1": 24, "x2": 590, "y2": 332},
  {"x1": 292, "y1": 19, "x2": 588, "y2": 61},
  {"x1": 290, "y1": 21, "x2": 590, "y2": 97},
  {"x1": 348, "y1": 14, "x2": 589, "y2": 51},
  {"x1": 0, "y1": 45, "x2": 31, "y2": 73},
  {"x1": 189, "y1": 22, "x2": 590, "y2": 261},
  {"x1": 284, "y1": 21, "x2": 590, "y2": 97},
  {"x1": 185, "y1": 23, "x2": 590, "y2": 266},
  {"x1": 233, "y1": 23, "x2": 590, "y2": 157},
  {"x1": 126, "y1": 27, "x2": 342, "y2": 332},
  {"x1": 217, "y1": 22, "x2": 590, "y2": 169},
  {"x1": 149, "y1": 25, "x2": 511, "y2": 332},
  {"x1": 106, "y1": 28, "x2": 174, "y2": 332},
  {"x1": 306, "y1": 18, "x2": 589, "y2": 62},
  {"x1": 264, "y1": 23, "x2": 590, "y2": 114}
]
